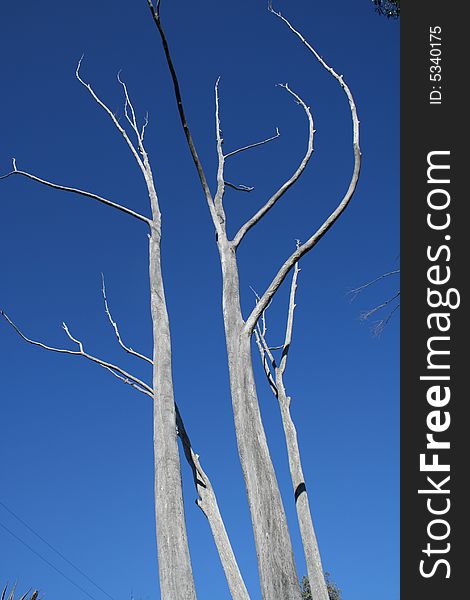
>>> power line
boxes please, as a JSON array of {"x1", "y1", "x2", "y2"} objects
[
  {"x1": 0, "y1": 520, "x2": 99, "y2": 600},
  {"x1": 0, "y1": 500, "x2": 116, "y2": 600}
]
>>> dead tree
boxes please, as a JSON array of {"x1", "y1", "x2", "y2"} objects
[
  {"x1": 2, "y1": 2, "x2": 362, "y2": 599},
  {"x1": 147, "y1": 2, "x2": 361, "y2": 598},
  {"x1": 349, "y1": 269, "x2": 400, "y2": 335},
  {"x1": 0, "y1": 64, "x2": 249, "y2": 600},
  {"x1": 253, "y1": 255, "x2": 328, "y2": 600}
]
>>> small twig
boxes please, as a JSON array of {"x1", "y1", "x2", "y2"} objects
[
  {"x1": 253, "y1": 328, "x2": 278, "y2": 396},
  {"x1": 103, "y1": 365, "x2": 152, "y2": 397},
  {"x1": 141, "y1": 112, "x2": 149, "y2": 141},
  {"x1": 279, "y1": 256, "x2": 301, "y2": 376},
  {"x1": 117, "y1": 71, "x2": 146, "y2": 152},
  {"x1": 370, "y1": 302, "x2": 400, "y2": 336},
  {"x1": 360, "y1": 291, "x2": 400, "y2": 322},
  {"x1": 76, "y1": 56, "x2": 146, "y2": 175},
  {"x1": 0, "y1": 310, "x2": 153, "y2": 396},
  {"x1": 250, "y1": 287, "x2": 278, "y2": 395},
  {"x1": 224, "y1": 128, "x2": 280, "y2": 159},
  {"x1": 101, "y1": 274, "x2": 153, "y2": 365},
  {"x1": 232, "y1": 85, "x2": 314, "y2": 249},
  {"x1": 62, "y1": 322, "x2": 84, "y2": 353},
  {"x1": 224, "y1": 181, "x2": 254, "y2": 193},
  {"x1": 348, "y1": 269, "x2": 400, "y2": 301}
]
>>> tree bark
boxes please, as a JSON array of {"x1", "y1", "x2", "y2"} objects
[
  {"x1": 149, "y1": 223, "x2": 196, "y2": 600},
  {"x1": 218, "y1": 240, "x2": 301, "y2": 600},
  {"x1": 175, "y1": 405, "x2": 251, "y2": 600},
  {"x1": 276, "y1": 377, "x2": 329, "y2": 600}
]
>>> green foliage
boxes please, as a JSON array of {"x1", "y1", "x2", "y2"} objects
[
  {"x1": 372, "y1": 0, "x2": 400, "y2": 18},
  {"x1": 300, "y1": 576, "x2": 311, "y2": 600},
  {"x1": 325, "y1": 572, "x2": 342, "y2": 600},
  {"x1": 1, "y1": 584, "x2": 40, "y2": 600},
  {"x1": 300, "y1": 573, "x2": 342, "y2": 600}
]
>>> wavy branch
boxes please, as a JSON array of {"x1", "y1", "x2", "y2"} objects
[
  {"x1": 232, "y1": 84, "x2": 314, "y2": 248},
  {"x1": 244, "y1": 7, "x2": 361, "y2": 335}
]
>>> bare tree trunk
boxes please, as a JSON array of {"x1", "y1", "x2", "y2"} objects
[
  {"x1": 219, "y1": 242, "x2": 301, "y2": 600},
  {"x1": 148, "y1": 5, "x2": 360, "y2": 598},
  {"x1": 149, "y1": 220, "x2": 196, "y2": 600}
]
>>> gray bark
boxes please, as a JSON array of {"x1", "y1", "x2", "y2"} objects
[
  {"x1": 144, "y1": 128, "x2": 196, "y2": 600},
  {"x1": 147, "y1": 6, "x2": 304, "y2": 595},
  {"x1": 149, "y1": 5, "x2": 361, "y2": 599},
  {"x1": 176, "y1": 406, "x2": 251, "y2": 600},
  {"x1": 149, "y1": 226, "x2": 196, "y2": 600},
  {"x1": 219, "y1": 241, "x2": 302, "y2": 600},
  {"x1": 277, "y1": 379, "x2": 329, "y2": 600},
  {"x1": 254, "y1": 261, "x2": 329, "y2": 600}
]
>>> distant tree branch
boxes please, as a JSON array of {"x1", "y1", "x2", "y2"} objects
[
  {"x1": 349, "y1": 268, "x2": 400, "y2": 335},
  {"x1": 348, "y1": 269, "x2": 400, "y2": 301}
]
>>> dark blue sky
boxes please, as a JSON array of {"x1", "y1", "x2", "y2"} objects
[{"x1": 0, "y1": 1, "x2": 399, "y2": 599}]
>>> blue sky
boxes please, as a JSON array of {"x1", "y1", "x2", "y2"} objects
[{"x1": 0, "y1": 1, "x2": 399, "y2": 599}]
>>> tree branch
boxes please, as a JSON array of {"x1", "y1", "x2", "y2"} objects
[
  {"x1": 146, "y1": 1, "x2": 219, "y2": 230},
  {"x1": 80, "y1": 64, "x2": 161, "y2": 222},
  {"x1": 252, "y1": 236, "x2": 329, "y2": 599},
  {"x1": 232, "y1": 85, "x2": 314, "y2": 249},
  {"x1": 224, "y1": 181, "x2": 254, "y2": 193},
  {"x1": 174, "y1": 403, "x2": 251, "y2": 600},
  {"x1": 279, "y1": 252, "x2": 301, "y2": 376},
  {"x1": 0, "y1": 160, "x2": 152, "y2": 226},
  {"x1": 214, "y1": 77, "x2": 227, "y2": 226},
  {"x1": 251, "y1": 287, "x2": 278, "y2": 395},
  {"x1": 102, "y1": 365, "x2": 153, "y2": 398},
  {"x1": 101, "y1": 274, "x2": 153, "y2": 365},
  {"x1": 224, "y1": 128, "x2": 280, "y2": 159},
  {"x1": 252, "y1": 249, "x2": 300, "y2": 395},
  {"x1": 244, "y1": 8, "x2": 361, "y2": 335},
  {"x1": 254, "y1": 327, "x2": 278, "y2": 396},
  {"x1": 359, "y1": 291, "x2": 400, "y2": 323},
  {"x1": 76, "y1": 57, "x2": 146, "y2": 175},
  {"x1": 366, "y1": 300, "x2": 400, "y2": 336},
  {"x1": 0, "y1": 310, "x2": 153, "y2": 396},
  {"x1": 348, "y1": 269, "x2": 400, "y2": 301},
  {"x1": 116, "y1": 70, "x2": 150, "y2": 155}
]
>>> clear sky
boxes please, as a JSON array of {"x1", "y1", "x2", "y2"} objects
[{"x1": 0, "y1": 1, "x2": 399, "y2": 599}]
